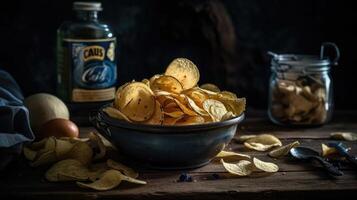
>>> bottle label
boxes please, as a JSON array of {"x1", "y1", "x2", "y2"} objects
[{"x1": 62, "y1": 38, "x2": 117, "y2": 102}]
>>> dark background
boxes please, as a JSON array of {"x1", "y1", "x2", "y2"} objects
[{"x1": 0, "y1": 0, "x2": 356, "y2": 109}]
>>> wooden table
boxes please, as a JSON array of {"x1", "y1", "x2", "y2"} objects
[{"x1": 1, "y1": 111, "x2": 357, "y2": 200}]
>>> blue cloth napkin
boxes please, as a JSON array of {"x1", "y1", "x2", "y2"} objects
[{"x1": 0, "y1": 69, "x2": 34, "y2": 148}]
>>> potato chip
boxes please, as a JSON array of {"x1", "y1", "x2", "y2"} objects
[
  {"x1": 330, "y1": 132, "x2": 357, "y2": 141},
  {"x1": 141, "y1": 78, "x2": 150, "y2": 87},
  {"x1": 107, "y1": 159, "x2": 138, "y2": 178},
  {"x1": 163, "y1": 116, "x2": 183, "y2": 125},
  {"x1": 144, "y1": 100, "x2": 164, "y2": 125},
  {"x1": 173, "y1": 98, "x2": 197, "y2": 116},
  {"x1": 237, "y1": 135, "x2": 257, "y2": 143},
  {"x1": 244, "y1": 134, "x2": 282, "y2": 151},
  {"x1": 164, "y1": 110, "x2": 185, "y2": 118},
  {"x1": 108, "y1": 57, "x2": 245, "y2": 126},
  {"x1": 46, "y1": 159, "x2": 90, "y2": 182},
  {"x1": 23, "y1": 147, "x2": 37, "y2": 161},
  {"x1": 164, "y1": 101, "x2": 177, "y2": 109},
  {"x1": 88, "y1": 163, "x2": 110, "y2": 181},
  {"x1": 34, "y1": 138, "x2": 55, "y2": 157},
  {"x1": 115, "y1": 82, "x2": 155, "y2": 122},
  {"x1": 186, "y1": 96, "x2": 209, "y2": 116},
  {"x1": 77, "y1": 169, "x2": 146, "y2": 191},
  {"x1": 183, "y1": 88, "x2": 208, "y2": 107},
  {"x1": 29, "y1": 138, "x2": 47, "y2": 150},
  {"x1": 149, "y1": 74, "x2": 162, "y2": 85},
  {"x1": 203, "y1": 99, "x2": 227, "y2": 122},
  {"x1": 30, "y1": 151, "x2": 57, "y2": 167},
  {"x1": 103, "y1": 107, "x2": 132, "y2": 122},
  {"x1": 150, "y1": 75, "x2": 183, "y2": 94},
  {"x1": 165, "y1": 58, "x2": 200, "y2": 90},
  {"x1": 175, "y1": 115, "x2": 205, "y2": 126},
  {"x1": 221, "y1": 111, "x2": 235, "y2": 121},
  {"x1": 200, "y1": 83, "x2": 220, "y2": 92},
  {"x1": 221, "y1": 159, "x2": 254, "y2": 176},
  {"x1": 218, "y1": 97, "x2": 246, "y2": 116},
  {"x1": 268, "y1": 141, "x2": 300, "y2": 158},
  {"x1": 321, "y1": 143, "x2": 338, "y2": 157},
  {"x1": 219, "y1": 91, "x2": 238, "y2": 100},
  {"x1": 65, "y1": 142, "x2": 93, "y2": 165},
  {"x1": 197, "y1": 87, "x2": 219, "y2": 96},
  {"x1": 215, "y1": 150, "x2": 251, "y2": 161},
  {"x1": 54, "y1": 138, "x2": 75, "y2": 159},
  {"x1": 252, "y1": 157, "x2": 279, "y2": 173},
  {"x1": 88, "y1": 132, "x2": 106, "y2": 161}
]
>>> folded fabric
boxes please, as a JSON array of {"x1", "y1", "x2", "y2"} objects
[{"x1": 0, "y1": 69, "x2": 34, "y2": 148}]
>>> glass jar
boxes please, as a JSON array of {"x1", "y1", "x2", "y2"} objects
[{"x1": 268, "y1": 43, "x2": 340, "y2": 126}]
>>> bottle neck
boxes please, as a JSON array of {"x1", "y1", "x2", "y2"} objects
[{"x1": 76, "y1": 10, "x2": 99, "y2": 22}]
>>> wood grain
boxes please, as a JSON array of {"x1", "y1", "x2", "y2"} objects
[{"x1": 1, "y1": 112, "x2": 357, "y2": 199}]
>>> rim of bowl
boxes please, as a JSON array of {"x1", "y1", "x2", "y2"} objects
[{"x1": 95, "y1": 104, "x2": 245, "y2": 133}]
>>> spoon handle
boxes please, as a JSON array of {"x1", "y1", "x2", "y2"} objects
[
  {"x1": 345, "y1": 154, "x2": 357, "y2": 169},
  {"x1": 312, "y1": 156, "x2": 343, "y2": 176}
]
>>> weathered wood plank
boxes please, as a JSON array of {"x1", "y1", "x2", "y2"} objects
[
  {"x1": 1, "y1": 113, "x2": 357, "y2": 200},
  {"x1": 2, "y1": 171, "x2": 357, "y2": 200}
]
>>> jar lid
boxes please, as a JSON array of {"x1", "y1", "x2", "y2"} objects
[
  {"x1": 271, "y1": 54, "x2": 331, "y2": 67},
  {"x1": 73, "y1": 2, "x2": 102, "y2": 11},
  {"x1": 269, "y1": 42, "x2": 340, "y2": 72}
]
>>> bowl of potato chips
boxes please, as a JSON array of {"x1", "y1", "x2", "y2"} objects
[{"x1": 90, "y1": 58, "x2": 246, "y2": 169}]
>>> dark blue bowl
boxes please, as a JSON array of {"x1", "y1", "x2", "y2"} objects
[{"x1": 90, "y1": 105, "x2": 244, "y2": 170}]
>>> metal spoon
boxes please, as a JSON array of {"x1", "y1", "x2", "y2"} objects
[
  {"x1": 290, "y1": 147, "x2": 343, "y2": 176},
  {"x1": 327, "y1": 142, "x2": 357, "y2": 169}
]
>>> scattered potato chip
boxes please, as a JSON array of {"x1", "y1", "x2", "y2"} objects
[
  {"x1": 200, "y1": 83, "x2": 220, "y2": 92},
  {"x1": 23, "y1": 147, "x2": 37, "y2": 161},
  {"x1": 215, "y1": 150, "x2": 251, "y2": 161},
  {"x1": 221, "y1": 159, "x2": 253, "y2": 176},
  {"x1": 330, "y1": 132, "x2": 357, "y2": 141},
  {"x1": 89, "y1": 132, "x2": 106, "y2": 161},
  {"x1": 321, "y1": 143, "x2": 338, "y2": 157},
  {"x1": 253, "y1": 157, "x2": 279, "y2": 173},
  {"x1": 54, "y1": 138, "x2": 75, "y2": 159},
  {"x1": 25, "y1": 133, "x2": 146, "y2": 191},
  {"x1": 107, "y1": 159, "x2": 138, "y2": 179},
  {"x1": 65, "y1": 142, "x2": 93, "y2": 166},
  {"x1": 165, "y1": 58, "x2": 200, "y2": 90},
  {"x1": 236, "y1": 135, "x2": 257, "y2": 143},
  {"x1": 77, "y1": 169, "x2": 146, "y2": 191},
  {"x1": 268, "y1": 141, "x2": 300, "y2": 158},
  {"x1": 30, "y1": 151, "x2": 57, "y2": 167},
  {"x1": 45, "y1": 159, "x2": 90, "y2": 182},
  {"x1": 244, "y1": 134, "x2": 282, "y2": 151}
]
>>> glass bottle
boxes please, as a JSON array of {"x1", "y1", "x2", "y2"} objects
[{"x1": 57, "y1": 2, "x2": 117, "y2": 122}]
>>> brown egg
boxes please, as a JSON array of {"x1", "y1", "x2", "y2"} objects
[{"x1": 38, "y1": 118, "x2": 79, "y2": 139}]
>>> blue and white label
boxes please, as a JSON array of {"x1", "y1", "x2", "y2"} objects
[{"x1": 65, "y1": 38, "x2": 117, "y2": 90}]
